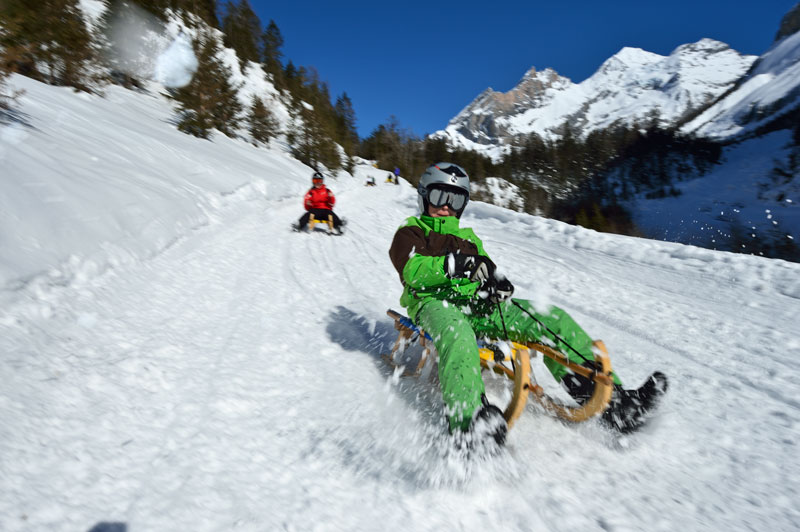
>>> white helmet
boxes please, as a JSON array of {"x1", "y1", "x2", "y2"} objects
[{"x1": 417, "y1": 163, "x2": 470, "y2": 217}]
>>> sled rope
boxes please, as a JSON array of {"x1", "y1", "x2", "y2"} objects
[
  {"x1": 496, "y1": 301, "x2": 515, "y2": 372},
  {"x1": 510, "y1": 300, "x2": 595, "y2": 367}
]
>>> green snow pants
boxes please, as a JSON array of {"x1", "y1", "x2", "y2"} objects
[{"x1": 413, "y1": 297, "x2": 620, "y2": 432}]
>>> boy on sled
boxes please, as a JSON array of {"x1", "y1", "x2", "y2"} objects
[{"x1": 388, "y1": 163, "x2": 667, "y2": 446}]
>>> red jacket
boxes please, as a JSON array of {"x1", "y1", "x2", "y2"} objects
[{"x1": 304, "y1": 185, "x2": 335, "y2": 210}]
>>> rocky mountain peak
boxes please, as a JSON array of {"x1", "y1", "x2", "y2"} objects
[
  {"x1": 494, "y1": 67, "x2": 571, "y2": 111},
  {"x1": 775, "y1": 2, "x2": 800, "y2": 41},
  {"x1": 442, "y1": 66, "x2": 572, "y2": 146},
  {"x1": 448, "y1": 67, "x2": 571, "y2": 123}
]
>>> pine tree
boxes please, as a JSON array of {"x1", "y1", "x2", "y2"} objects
[
  {"x1": 248, "y1": 95, "x2": 279, "y2": 146},
  {"x1": 793, "y1": 118, "x2": 800, "y2": 147},
  {"x1": 283, "y1": 60, "x2": 306, "y2": 96},
  {"x1": 775, "y1": 3, "x2": 800, "y2": 41},
  {"x1": 187, "y1": 0, "x2": 220, "y2": 27},
  {"x1": 221, "y1": 0, "x2": 261, "y2": 67},
  {"x1": 261, "y1": 19, "x2": 284, "y2": 87},
  {"x1": 125, "y1": 0, "x2": 170, "y2": 20},
  {"x1": 169, "y1": 32, "x2": 243, "y2": 138},
  {"x1": 0, "y1": 0, "x2": 103, "y2": 92},
  {"x1": 0, "y1": 64, "x2": 13, "y2": 110},
  {"x1": 334, "y1": 92, "x2": 358, "y2": 154},
  {"x1": 333, "y1": 92, "x2": 358, "y2": 172},
  {"x1": 131, "y1": 0, "x2": 218, "y2": 27},
  {"x1": 0, "y1": 24, "x2": 11, "y2": 108},
  {"x1": 287, "y1": 98, "x2": 341, "y2": 171}
]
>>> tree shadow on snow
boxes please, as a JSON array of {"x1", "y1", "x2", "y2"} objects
[{"x1": 0, "y1": 106, "x2": 34, "y2": 128}]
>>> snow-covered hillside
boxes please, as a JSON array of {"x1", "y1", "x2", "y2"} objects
[
  {"x1": 627, "y1": 130, "x2": 799, "y2": 252},
  {"x1": 0, "y1": 75, "x2": 302, "y2": 297},
  {"x1": 682, "y1": 30, "x2": 800, "y2": 139},
  {"x1": 2, "y1": 76, "x2": 800, "y2": 532}
]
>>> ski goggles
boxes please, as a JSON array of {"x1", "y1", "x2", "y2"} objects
[
  {"x1": 312, "y1": 177, "x2": 323, "y2": 184},
  {"x1": 427, "y1": 185, "x2": 468, "y2": 211}
]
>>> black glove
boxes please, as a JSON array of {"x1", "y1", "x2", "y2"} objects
[
  {"x1": 483, "y1": 277, "x2": 514, "y2": 303},
  {"x1": 446, "y1": 253, "x2": 494, "y2": 283},
  {"x1": 491, "y1": 278, "x2": 514, "y2": 303}
]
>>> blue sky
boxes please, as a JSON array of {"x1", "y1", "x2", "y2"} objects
[{"x1": 248, "y1": 1, "x2": 798, "y2": 139}]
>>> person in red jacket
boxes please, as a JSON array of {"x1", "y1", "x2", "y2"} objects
[{"x1": 295, "y1": 171, "x2": 343, "y2": 233}]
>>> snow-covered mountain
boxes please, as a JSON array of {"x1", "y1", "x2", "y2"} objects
[
  {"x1": 435, "y1": 39, "x2": 756, "y2": 158},
  {"x1": 430, "y1": 7, "x2": 800, "y2": 261},
  {"x1": 609, "y1": 13, "x2": 800, "y2": 258},
  {"x1": 682, "y1": 25, "x2": 800, "y2": 139},
  {"x1": 433, "y1": 67, "x2": 573, "y2": 159},
  {"x1": 2, "y1": 73, "x2": 800, "y2": 532}
]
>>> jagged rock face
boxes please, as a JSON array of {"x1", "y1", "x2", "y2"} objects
[
  {"x1": 775, "y1": 3, "x2": 800, "y2": 41},
  {"x1": 434, "y1": 39, "x2": 757, "y2": 157},
  {"x1": 446, "y1": 68, "x2": 572, "y2": 146}
]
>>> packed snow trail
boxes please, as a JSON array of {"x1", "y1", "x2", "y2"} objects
[{"x1": 2, "y1": 173, "x2": 799, "y2": 531}]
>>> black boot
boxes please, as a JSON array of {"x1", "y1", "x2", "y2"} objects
[
  {"x1": 562, "y1": 369, "x2": 668, "y2": 433},
  {"x1": 469, "y1": 395, "x2": 508, "y2": 447},
  {"x1": 560, "y1": 371, "x2": 595, "y2": 405},
  {"x1": 602, "y1": 372, "x2": 668, "y2": 433}
]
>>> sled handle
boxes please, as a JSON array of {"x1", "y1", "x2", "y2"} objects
[{"x1": 532, "y1": 346, "x2": 614, "y2": 386}]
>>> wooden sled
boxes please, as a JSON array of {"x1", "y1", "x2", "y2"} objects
[
  {"x1": 383, "y1": 309, "x2": 614, "y2": 429},
  {"x1": 308, "y1": 213, "x2": 335, "y2": 233}
]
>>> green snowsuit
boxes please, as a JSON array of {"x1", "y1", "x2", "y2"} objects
[{"x1": 388, "y1": 214, "x2": 620, "y2": 431}]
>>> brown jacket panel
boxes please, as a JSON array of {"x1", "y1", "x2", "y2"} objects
[{"x1": 389, "y1": 225, "x2": 483, "y2": 282}]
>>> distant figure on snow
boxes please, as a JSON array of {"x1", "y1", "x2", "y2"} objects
[{"x1": 295, "y1": 171, "x2": 343, "y2": 234}]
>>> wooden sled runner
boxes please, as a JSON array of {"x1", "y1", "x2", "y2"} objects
[
  {"x1": 308, "y1": 213, "x2": 335, "y2": 233},
  {"x1": 383, "y1": 309, "x2": 614, "y2": 430}
]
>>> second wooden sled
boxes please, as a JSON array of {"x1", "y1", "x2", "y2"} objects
[{"x1": 383, "y1": 309, "x2": 615, "y2": 430}]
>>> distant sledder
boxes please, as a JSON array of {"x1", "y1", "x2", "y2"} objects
[
  {"x1": 386, "y1": 162, "x2": 668, "y2": 448},
  {"x1": 293, "y1": 171, "x2": 344, "y2": 235}
]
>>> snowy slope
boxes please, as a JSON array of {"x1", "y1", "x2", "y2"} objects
[
  {"x1": 628, "y1": 130, "x2": 799, "y2": 251},
  {"x1": 0, "y1": 75, "x2": 305, "y2": 296},
  {"x1": 2, "y1": 76, "x2": 800, "y2": 532}
]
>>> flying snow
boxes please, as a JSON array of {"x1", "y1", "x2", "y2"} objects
[{"x1": 154, "y1": 32, "x2": 198, "y2": 89}]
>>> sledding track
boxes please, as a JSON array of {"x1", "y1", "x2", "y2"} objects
[{"x1": 2, "y1": 171, "x2": 800, "y2": 531}]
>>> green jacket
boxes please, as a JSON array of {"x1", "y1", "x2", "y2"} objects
[{"x1": 388, "y1": 215, "x2": 496, "y2": 320}]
